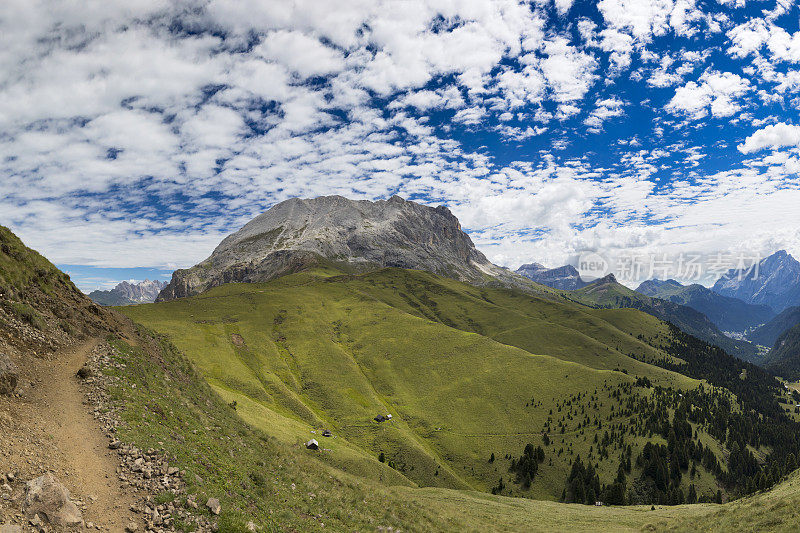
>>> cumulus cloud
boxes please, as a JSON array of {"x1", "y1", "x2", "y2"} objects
[
  {"x1": 541, "y1": 37, "x2": 598, "y2": 103},
  {"x1": 388, "y1": 88, "x2": 465, "y2": 111},
  {"x1": 597, "y1": 0, "x2": 701, "y2": 42},
  {"x1": 599, "y1": 29, "x2": 636, "y2": 73},
  {"x1": 666, "y1": 70, "x2": 751, "y2": 119},
  {"x1": 728, "y1": 19, "x2": 800, "y2": 63},
  {"x1": 554, "y1": 0, "x2": 576, "y2": 16},
  {"x1": 256, "y1": 30, "x2": 346, "y2": 78},
  {"x1": 584, "y1": 97, "x2": 626, "y2": 131},
  {"x1": 452, "y1": 106, "x2": 489, "y2": 125},
  {"x1": 738, "y1": 122, "x2": 800, "y2": 153},
  {"x1": 495, "y1": 65, "x2": 547, "y2": 108}
]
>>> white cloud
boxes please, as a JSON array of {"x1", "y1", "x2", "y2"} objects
[
  {"x1": 597, "y1": 0, "x2": 700, "y2": 42},
  {"x1": 496, "y1": 65, "x2": 547, "y2": 108},
  {"x1": 256, "y1": 30, "x2": 346, "y2": 78},
  {"x1": 84, "y1": 110, "x2": 179, "y2": 154},
  {"x1": 727, "y1": 19, "x2": 770, "y2": 58},
  {"x1": 765, "y1": 26, "x2": 800, "y2": 63},
  {"x1": 727, "y1": 19, "x2": 800, "y2": 88},
  {"x1": 453, "y1": 106, "x2": 488, "y2": 125},
  {"x1": 716, "y1": 0, "x2": 745, "y2": 7},
  {"x1": 738, "y1": 122, "x2": 800, "y2": 153},
  {"x1": 666, "y1": 70, "x2": 751, "y2": 119},
  {"x1": 555, "y1": 104, "x2": 582, "y2": 120},
  {"x1": 541, "y1": 37, "x2": 598, "y2": 103},
  {"x1": 598, "y1": 29, "x2": 635, "y2": 72},
  {"x1": 554, "y1": 0, "x2": 575, "y2": 16},
  {"x1": 584, "y1": 97, "x2": 626, "y2": 131},
  {"x1": 401, "y1": 90, "x2": 441, "y2": 111}
]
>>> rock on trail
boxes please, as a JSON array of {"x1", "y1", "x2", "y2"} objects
[
  {"x1": 23, "y1": 472, "x2": 83, "y2": 528},
  {"x1": 0, "y1": 353, "x2": 18, "y2": 396}
]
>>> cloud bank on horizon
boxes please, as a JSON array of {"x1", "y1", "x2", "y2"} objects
[{"x1": 1, "y1": 0, "x2": 800, "y2": 288}]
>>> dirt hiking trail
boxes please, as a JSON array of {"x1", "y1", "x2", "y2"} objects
[{"x1": 1, "y1": 337, "x2": 141, "y2": 530}]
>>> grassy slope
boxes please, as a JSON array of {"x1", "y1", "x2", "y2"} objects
[
  {"x1": 405, "y1": 469, "x2": 800, "y2": 533},
  {"x1": 5, "y1": 225, "x2": 798, "y2": 531},
  {"x1": 0, "y1": 225, "x2": 70, "y2": 294},
  {"x1": 109, "y1": 326, "x2": 800, "y2": 532},
  {"x1": 0, "y1": 224, "x2": 79, "y2": 331},
  {"x1": 123, "y1": 268, "x2": 730, "y2": 502},
  {"x1": 340, "y1": 269, "x2": 685, "y2": 371},
  {"x1": 106, "y1": 329, "x2": 479, "y2": 531},
  {"x1": 0, "y1": 225, "x2": 119, "y2": 344},
  {"x1": 645, "y1": 469, "x2": 800, "y2": 532}
]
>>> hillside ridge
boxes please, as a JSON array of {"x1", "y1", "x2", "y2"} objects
[
  {"x1": 636, "y1": 278, "x2": 775, "y2": 333},
  {"x1": 571, "y1": 275, "x2": 759, "y2": 362},
  {"x1": 748, "y1": 305, "x2": 800, "y2": 347}
]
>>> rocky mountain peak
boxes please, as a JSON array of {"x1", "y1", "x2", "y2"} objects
[
  {"x1": 516, "y1": 263, "x2": 548, "y2": 275},
  {"x1": 158, "y1": 195, "x2": 519, "y2": 301},
  {"x1": 89, "y1": 279, "x2": 167, "y2": 306},
  {"x1": 712, "y1": 250, "x2": 800, "y2": 312},
  {"x1": 516, "y1": 263, "x2": 588, "y2": 291},
  {"x1": 596, "y1": 273, "x2": 618, "y2": 285}
]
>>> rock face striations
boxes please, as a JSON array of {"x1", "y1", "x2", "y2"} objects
[{"x1": 157, "y1": 196, "x2": 515, "y2": 301}]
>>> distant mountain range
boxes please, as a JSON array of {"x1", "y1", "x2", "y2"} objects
[
  {"x1": 636, "y1": 278, "x2": 775, "y2": 333},
  {"x1": 89, "y1": 279, "x2": 167, "y2": 306},
  {"x1": 570, "y1": 274, "x2": 760, "y2": 362},
  {"x1": 712, "y1": 250, "x2": 800, "y2": 313},
  {"x1": 516, "y1": 263, "x2": 589, "y2": 290}
]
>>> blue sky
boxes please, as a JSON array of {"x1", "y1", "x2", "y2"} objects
[{"x1": 2, "y1": 0, "x2": 800, "y2": 291}]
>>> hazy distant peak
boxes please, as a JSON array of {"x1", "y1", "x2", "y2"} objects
[
  {"x1": 516, "y1": 263, "x2": 588, "y2": 290},
  {"x1": 89, "y1": 279, "x2": 167, "y2": 306},
  {"x1": 712, "y1": 250, "x2": 800, "y2": 313}
]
